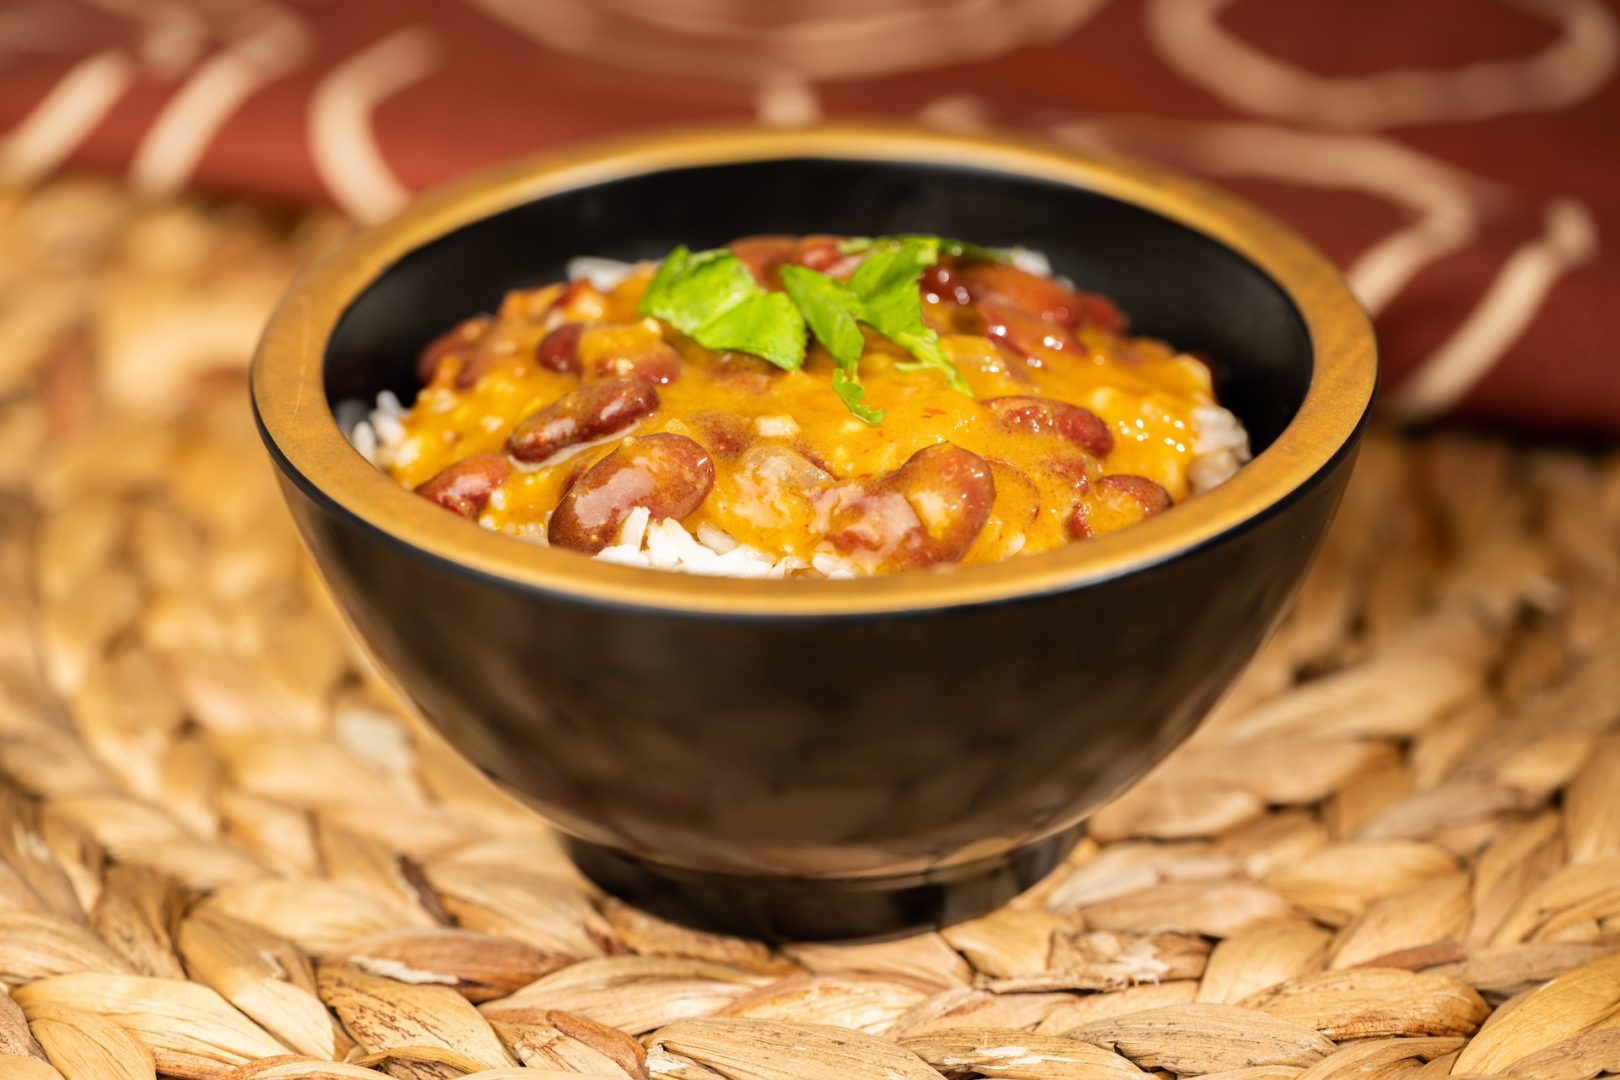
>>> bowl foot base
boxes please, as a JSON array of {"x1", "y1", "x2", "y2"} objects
[{"x1": 565, "y1": 827, "x2": 1084, "y2": 941}]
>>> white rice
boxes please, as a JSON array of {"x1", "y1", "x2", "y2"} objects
[
  {"x1": 343, "y1": 389, "x2": 406, "y2": 468},
  {"x1": 1007, "y1": 247, "x2": 1052, "y2": 277},
  {"x1": 755, "y1": 414, "x2": 800, "y2": 438},
  {"x1": 1188, "y1": 402, "x2": 1252, "y2": 495},
  {"x1": 565, "y1": 256, "x2": 636, "y2": 292},
  {"x1": 595, "y1": 508, "x2": 818, "y2": 579}
]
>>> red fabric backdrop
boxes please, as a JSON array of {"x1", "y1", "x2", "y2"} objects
[{"x1": 2, "y1": 0, "x2": 1615, "y2": 432}]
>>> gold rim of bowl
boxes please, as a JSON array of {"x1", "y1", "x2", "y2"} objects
[{"x1": 251, "y1": 123, "x2": 1377, "y2": 618}]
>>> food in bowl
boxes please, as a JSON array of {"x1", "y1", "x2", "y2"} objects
[{"x1": 350, "y1": 234, "x2": 1250, "y2": 577}]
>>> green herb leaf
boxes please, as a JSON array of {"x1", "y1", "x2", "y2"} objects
[
  {"x1": 781, "y1": 265, "x2": 878, "y2": 424},
  {"x1": 638, "y1": 248, "x2": 759, "y2": 337},
  {"x1": 849, "y1": 236, "x2": 940, "y2": 298},
  {"x1": 636, "y1": 247, "x2": 806, "y2": 370},
  {"x1": 847, "y1": 238, "x2": 974, "y2": 397},
  {"x1": 831, "y1": 366, "x2": 885, "y2": 426},
  {"x1": 892, "y1": 337, "x2": 973, "y2": 396},
  {"x1": 855, "y1": 262, "x2": 930, "y2": 342},
  {"x1": 692, "y1": 292, "x2": 806, "y2": 370},
  {"x1": 639, "y1": 236, "x2": 984, "y2": 423},
  {"x1": 638, "y1": 244, "x2": 689, "y2": 320},
  {"x1": 783, "y1": 240, "x2": 973, "y2": 421},
  {"x1": 780, "y1": 265, "x2": 864, "y2": 367}
]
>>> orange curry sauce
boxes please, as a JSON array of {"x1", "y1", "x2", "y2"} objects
[{"x1": 387, "y1": 236, "x2": 1230, "y2": 576}]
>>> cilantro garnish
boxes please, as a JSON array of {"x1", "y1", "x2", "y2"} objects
[
  {"x1": 778, "y1": 264, "x2": 881, "y2": 424},
  {"x1": 843, "y1": 238, "x2": 973, "y2": 397},
  {"x1": 637, "y1": 236, "x2": 977, "y2": 426},
  {"x1": 782, "y1": 237, "x2": 972, "y2": 421},
  {"x1": 638, "y1": 246, "x2": 806, "y2": 371}
]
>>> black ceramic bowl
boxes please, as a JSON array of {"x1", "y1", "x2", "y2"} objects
[{"x1": 252, "y1": 125, "x2": 1375, "y2": 939}]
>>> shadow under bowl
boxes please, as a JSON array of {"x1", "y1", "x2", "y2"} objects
[{"x1": 251, "y1": 125, "x2": 1376, "y2": 939}]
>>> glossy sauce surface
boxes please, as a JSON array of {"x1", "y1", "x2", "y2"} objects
[{"x1": 387, "y1": 238, "x2": 1233, "y2": 575}]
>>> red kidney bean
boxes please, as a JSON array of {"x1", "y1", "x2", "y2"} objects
[
  {"x1": 729, "y1": 235, "x2": 798, "y2": 286},
  {"x1": 889, "y1": 445, "x2": 997, "y2": 562},
  {"x1": 986, "y1": 395, "x2": 1114, "y2": 458},
  {"x1": 793, "y1": 235, "x2": 841, "y2": 270},
  {"x1": 536, "y1": 322, "x2": 586, "y2": 374},
  {"x1": 793, "y1": 234, "x2": 864, "y2": 278},
  {"x1": 1100, "y1": 474, "x2": 1172, "y2": 514},
  {"x1": 827, "y1": 444, "x2": 995, "y2": 570},
  {"x1": 1073, "y1": 290, "x2": 1127, "y2": 335},
  {"x1": 728, "y1": 235, "x2": 864, "y2": 286},
  {"x1": 961, "y1": 263, "x2": 1126, "y2": 333},
  {"x1": 712, "y1": 365, "x2": 773, "y2": 397},
  {"x1": 686, "y1": 412, "x2": 753, "y2": 458},
  {"x1": 1068, "y1": 473, "x2": 1172, "y2": 538},
  {"x1": 592, "y1": 345, "x2": 681, "y2": 385},
  {"x1": 580, "y1": 324, "x2": 682, "y2": 385},
  {"x1": 457, "y1": 321, "x2": 544, "y2": 389},
  {"x1": 707, "y1": 351, "x2": 777, "y2": 397},
  {"x1": 961, "y1": 263, "x2": 1082, "y2": 327},
  {"x1": 415, "y1": 454, "x2": 511, "y2": 518},
  {"x1": 1047, "y1": 454, "x2": 1096, "y2": 493},
  {"x1": 548, "y1": 433, "x2": 715, "y2": 553},
  {"x1": 506, "y1": 380, "x2": 659, "y2": 465},
  {"x1": 976, "y1": 301, "x2": 1082, "y2": 367},
  {"x1": 920, "y1": 263, "x2": 973, "y2": 307},
  {"x1": 824, "y1": 487, "x2": 914, "y2": 565},
  {"x1": 416, "y1": 316, "x2": 493, "y2": 385}
]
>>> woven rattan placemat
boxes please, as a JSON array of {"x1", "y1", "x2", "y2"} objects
[{"x1": 1, "y1": 179, "x2": 1618, "y2": 1080}]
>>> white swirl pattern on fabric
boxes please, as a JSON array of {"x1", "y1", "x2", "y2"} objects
[
  {"x1": 468, "y1": 0, "x2": 1109, "y2": 86},
  {"x1": 1389, "y1": 198, "x2": 1599, "y2": 419},
  {"x1": 308, "y1": 26, "x2": 442, "y2": 222},
  {"x1": 0, "y1": 50, "x2": 134, "y2": 181},
  {"x1": 131, "y1": 4, "x2": 310, "y2": 196},
  {"x1": 1145, "y1": 0, "x2": 1619, "y2": 130}
]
